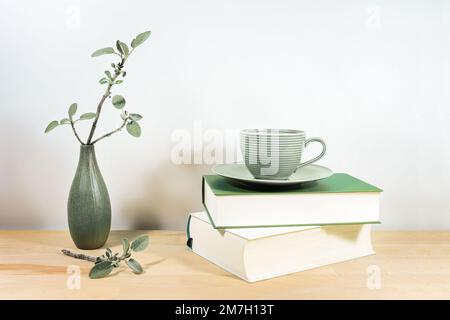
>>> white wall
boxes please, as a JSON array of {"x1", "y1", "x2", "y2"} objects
[{"x1": 1, "y1": 0, "x2": 449, "y2": 230}]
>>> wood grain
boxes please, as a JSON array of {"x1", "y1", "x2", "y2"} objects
[{"x1": 0, "y1": 230, "x2": 449, "y2": 299}]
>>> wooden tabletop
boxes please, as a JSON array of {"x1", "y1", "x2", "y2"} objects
[{"x1": 0, "y1": 230, "x2": 449, "y2": 299}]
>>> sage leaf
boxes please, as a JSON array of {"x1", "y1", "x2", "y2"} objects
[
  {"x1": 131, "y1": 31, "x2": 151, "y2": 49},
  {"x1": 106, "y1": 248, "x2": 112, "y2": 258},
  {"x1": 68, "y1": 103, "x2": 77, "y2": 118},
  {"x1": 129, "y1": 113, "x2": 143, "y2": 121},
  {"x1": 60, "y1": 118, "x2": 70, "y2": 125},
  {"x1": 116, "y1": 40, "x2": 129, "y2": 56},
  {"x1": 99, "y1": 77, "x2": 109, "y2": 84},
  {"x1": 104, "y1": 70, "x2": 113, "y2": 80},
  {"x1": 116, "y1": 40, "x2": 123, "y2": 54},
  {"x1": 79, "y1": 112, "x2": 96, "y2": 120},
  {"x1": 121, "y1": 41, "x2": 129, "y2": 56},
  {"x1": 126, "y1": 121, "x2": 141, "y2": 138},
  {"x1": 91, "y1": 47, "x2": 116, "y2": 57},
  {"x1": 89, "y1": 261, "x2": 114, "y2": 279},
  {"x1": 45, "y1": 120, "x2": 59, "y2": 133},
  {"x1": 122, "y1": 238, "x2": 130, "y2": 254},
  {"x1": 115, "y1": 80, "x2": 123, "y2": 84},
  {"x1": 126, "y1": 258, "x2": 143, "y2": 274},
  {"x1": 120, "y1": 111, "x2": 129, "y2": 120},
  {"x1": 130, "y1": 235, "x2": 149, "y2": 251},
  {"x1": 112, "y1": 95, "x2": 126, "y2": 109}
]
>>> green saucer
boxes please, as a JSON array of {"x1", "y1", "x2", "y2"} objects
[{"x1": 212, "y1": 163, "x2": 333, "y2": 187}]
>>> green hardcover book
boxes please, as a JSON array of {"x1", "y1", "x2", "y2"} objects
[{"x1": 202, "y1": 173, "x2": 382, "y2": 229}]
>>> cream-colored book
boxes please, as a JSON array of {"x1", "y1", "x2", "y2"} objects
[{"x1": 188, "y1": 212, "x2": 375, "y2": 282}]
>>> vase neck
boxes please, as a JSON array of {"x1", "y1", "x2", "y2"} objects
[{"x1": 78, "y1": 145, "x2": 98, "y2": 168}]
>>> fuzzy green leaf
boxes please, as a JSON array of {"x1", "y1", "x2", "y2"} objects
[
  {"x1": 122, "y1": 238, "x2": 130, "y2": 254},
  {"x1": 91, "y1": 47, "x2": 116, "y2": 57},
  {"x1": 115, "y1": 80, "x2": 123, "y2": 84},
  {"x1": 45, "y1": 120, "x2": 59, "y2": 133},
  {"x1": 121, "y1": 42, "x2": 129, "y2": 56},
  {"x1": 120, "y1": 111, "x2": 129, "y2": 121},
  {"x1": 116, "y1": 40, "x2": 123, "y2": 54},
  {"x1": 104, "y1": 70, "x2": 113, "y2": 80},
  {"x1": 126, "y1": 258, "x2": 143, "y2": 274},
  {"x1": 129, "y1": 113, "x2": 143, "y2": 121},
  {"x1": 130, "y1": 235, "x2": 149, "y2": 251},
  {"x1": 116, "y1": 40, "x2": 129, "y2": 56},
  {"x1": 112, "y1": 95, "x2": 126, "y2": 109},
  {"x1": 68, "y1": 103, "x2": 77, "y2": 118},
  {"x1": 131, "y1": 31, "x2": 151, "y2": 49},
  {"x1": 80, "y1": 112, "x2": 96, "y2": 120},
  {"x1": 60, "y1": 118, "x2": 71, "y2": 125},
  {"x1": 89, "y1": 261, "x2": 114, "y2": 279},
  {"x1": 126, "y1": 121, "x2": 141, "y2": 138},
  {"x1": 99, "y1": 77, "x2": 109, "y2": 85}
]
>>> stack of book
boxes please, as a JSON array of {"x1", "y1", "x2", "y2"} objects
[{"x1": 187, "y1": 173, "x2": 382, "y2": 282}]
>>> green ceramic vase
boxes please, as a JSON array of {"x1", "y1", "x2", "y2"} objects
[{"x1": 68, "y1": 145, "x2": 111, "y2": 249}]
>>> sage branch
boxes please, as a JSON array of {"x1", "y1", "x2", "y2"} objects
[
  {"x1": 45, "y1": 31, "x2": 150, "y2": 145},
  {"x1": 62, "y1": 235, "x2": 150, "y2": 279}
]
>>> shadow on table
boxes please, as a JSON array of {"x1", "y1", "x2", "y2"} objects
[
  {"x1": 120, "y1": 160, "x2": 211, "y2": 231},
  {"x1": 104, "y1": 231, "x2": 144, "y2": 247}
]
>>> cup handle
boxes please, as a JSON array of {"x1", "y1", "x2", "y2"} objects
[{"x1": 297, "y1": 137, "x2": 327, "y2": 169}]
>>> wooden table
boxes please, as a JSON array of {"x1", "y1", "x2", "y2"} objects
[{"x1": 0, "y1": 230, "x2": 449, "y2": 299}]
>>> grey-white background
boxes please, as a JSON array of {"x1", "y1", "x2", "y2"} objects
[{"x1": 1, "y1": 0, "x2": 449, "y2": 230}]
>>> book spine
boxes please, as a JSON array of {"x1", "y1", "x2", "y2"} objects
[
  {"x1": 186, "y1": 214, "x2": 193, "y2": 249},
  {"x1": 201, "y1": 176, "x2": 218, "y2": 228},
  {"x1": 202, "y1": 176, "x2": 205, "y2": 205}
]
